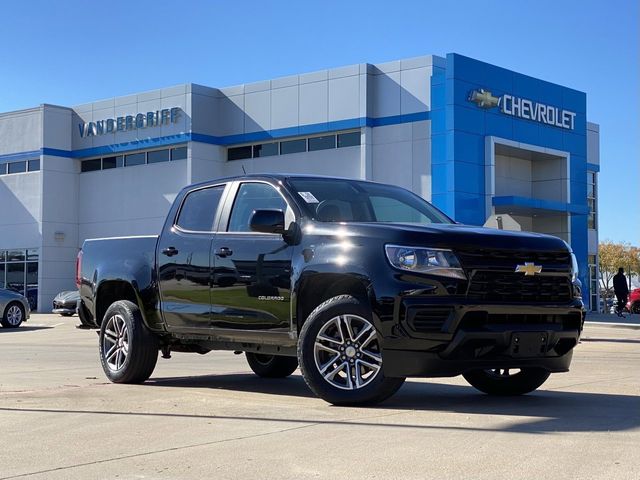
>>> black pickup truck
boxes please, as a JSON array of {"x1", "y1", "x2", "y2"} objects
[{"x1": 77, "y1": 174, "x2": 584, "y2": 405}]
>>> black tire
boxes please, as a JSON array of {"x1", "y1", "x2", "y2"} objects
[
  {"x1": 245, "y1": 352, "x2": 298, "y2": 378},
  {"x1": 99, "y1": 300, "x2": 158, "y2": 383},
  {"x1": 463, "y1": 368, "x2": 550, "y2": 396},
  {"x1": 297, "y1": 295, "x2": 405, "y2": 406},
  {"x1": 60, "y1": 312, "x2": 75, "y2": 317},
  {"x1": 632, "y1": 303, "x2": 640, "y2": 314},
  {"x1": 1, "y1": 302, "x2": 25, "y2": 328}
]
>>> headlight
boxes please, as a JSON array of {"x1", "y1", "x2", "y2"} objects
[
  {"x1": 385, "y1": 245, "x2": 466, "y2": 279},
  {"x1": 570, "y1": 253, "x2": 579, "y2": 282}
]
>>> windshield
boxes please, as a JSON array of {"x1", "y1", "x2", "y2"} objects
[{"x1": 287, "y1": 178, "x2": 452, "y2": 224}]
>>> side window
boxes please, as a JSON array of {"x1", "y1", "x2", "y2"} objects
[
  {"x1": 228, "y1": 183, "x2": 287, "y2": 232},
  {"x1": 176, "y1": 185, "x2": 225, "y2": 232}
]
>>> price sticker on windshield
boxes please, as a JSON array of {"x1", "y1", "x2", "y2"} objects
[{"x1": 299, "y1": 192, "x2": 319, "y2": 203}]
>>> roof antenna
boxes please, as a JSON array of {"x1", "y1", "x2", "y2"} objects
[{"x1": 241, "y1": 165, "x2": 247, "y2": 175}]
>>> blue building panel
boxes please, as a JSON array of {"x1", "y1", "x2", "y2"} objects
[{"x1": 436, "y1": 53, "x2": 591, "y2": 304}]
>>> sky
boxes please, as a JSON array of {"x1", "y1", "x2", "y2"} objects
[{"x1": 0, "y1": 0, "x2": 638, "y2": 245}]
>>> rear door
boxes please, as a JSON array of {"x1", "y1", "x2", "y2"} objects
[
  {"x1": 157, "y1": 183, "x2": 227, "y2": 331},
  {"x1": 210, "y1": 181, "x2": 294, "y2": 332}
]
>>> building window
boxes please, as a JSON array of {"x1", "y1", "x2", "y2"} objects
[
  {"x1": 8, "y1": 161, "x2": 26, "y2": 174},
  {"x1": 102, "y1": 155, "x2": 123, "y2": 169},
  {"x1": 0, "y1": 248, "x2": 38, "y2": 311},
  {"x1": 171, "y1": 146, "x2": 187, "y2": 161},
  {"x1": 81, "y1": 158, "x2": 102, "y2": 172},
  {"x1": 587, "y1": 172, "x2": 597, "y2": 229},
  {"x1": 338, "y1": 132, "x2": 361, "y2": 148},
  {"x1": 253, "y1": 142, "x2": 278, "y2": 158},
  {"x1": 125, "y1": 152, "x2": 146, "y2": 167},
  {"x1": 280, "y1": 139, "x2": 307, "y2": 155},
  {"x1": 308, "y1": 135, "x2": 336, "y2": 151},
  {"x1": 147, "y1": 149, "x2": 170, "y2": 164},
  {"x1": 79, "y1": 145, "x2": 187, "y2": 173},
  {"x1": 225, "y1": 130, "x2": 360, "y2": 161},
  {"x1": 27, "y1": 159, "x2": 40, "y2": 171},
  {"x1": 228, "y1": 146, "x2": 253, "y2": 161}
]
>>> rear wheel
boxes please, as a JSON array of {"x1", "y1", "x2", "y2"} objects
[
  {"x1": 631, "y1": 303, "x2": 640, "y2": 314},
  {"x1": 99, "y1": 300, "x2": 158, "y2": 383},
  {"x1": 245, "y1": 353, "x2": 298, "y2": 378},
  {"x1": 1, "y1": 302, "x2": 25, "y2": 328},
  {"x1": 463, "y1": 367, "x2": 550, "y2": 396},
  {"x1": 298, "y1": 295, "x2": 405, "y2": 406}
]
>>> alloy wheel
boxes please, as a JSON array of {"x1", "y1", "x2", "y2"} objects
[
  {"x1": 6, "y1": 305, "x2": 22, "y2": 326},
  {"x1": 102, "y1": 314, "x2": 129, "y2": 371},
  {"x1": 313, "y1": 314, "x2": 382, "y2": 390}
]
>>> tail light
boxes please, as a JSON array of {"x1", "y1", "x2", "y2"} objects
[{"x1": 76, "y1": 250, "x2": 83, "y2": 289}]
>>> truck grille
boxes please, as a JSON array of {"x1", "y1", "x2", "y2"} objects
[
  {"x1": 467, "y1": 271, "x2": 572, "y2": 302},
  {"x1": 456, "y1": 248, "x2": 573, "y2": 303},
  {"x1": 456, "y1": 248, "x2": 571, "y2": 273}
]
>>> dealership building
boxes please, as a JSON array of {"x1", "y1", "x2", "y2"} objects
[{"x1": 0, "y1": 53, "x2": 600, "y2": 312}]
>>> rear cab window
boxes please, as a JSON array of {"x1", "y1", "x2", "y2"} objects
[{"x1": 176, "y1": 185, "x2": 225, "y2": 232}]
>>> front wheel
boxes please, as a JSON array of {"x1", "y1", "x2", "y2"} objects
[
  {"x1": 245, "y1": 352, "x2": 298, "y2": 378},
  {"x1": 463, "y1": 368, "x2": 550, "y2": 396},
  {"x1": 1, "y1": 302, "x2": 25, "y2": 328},
  {"x1": 99, "y1": 300, "x2": 158, "y2": 383},
  {"x1": 298, "y1": 295, "x2": 405, "y2": 406}
]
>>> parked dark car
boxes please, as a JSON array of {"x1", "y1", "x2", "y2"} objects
[
  {"x1": 0, "y1": 288, "x2": 31, "y2": 328},
  {"x1": 77, "y1": 174, "x2": 585, "y2": 405},
  {"x1": 53, "y1": 290, "x2": 80, "y2": 316}
]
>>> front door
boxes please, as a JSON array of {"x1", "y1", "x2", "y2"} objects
[
  {"x1": 210, "y1": 182, "x2": 294, "y2": 332},
  {"x1": 157, "y1": 184, "x2": 226, "y2": 330}
]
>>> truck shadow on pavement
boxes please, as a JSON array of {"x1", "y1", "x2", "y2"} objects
[
  {"x1": 147, "y1": 374, "x2": 640, "y2": 434},
  {"x1": 0, "y1": 326, "x2": 52, "y2": 333}
]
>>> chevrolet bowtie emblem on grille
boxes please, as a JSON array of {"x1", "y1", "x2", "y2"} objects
[
  {"x1": 515, "y1": 262, "x2": 543, "y2": 276},
  {"x1": 469, "y1": 89, "x2": 500, "y2": 108}
]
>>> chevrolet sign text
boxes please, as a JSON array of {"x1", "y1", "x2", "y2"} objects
[{"x1": 501, "y1": 95, "x2": 576, "y2": 130}]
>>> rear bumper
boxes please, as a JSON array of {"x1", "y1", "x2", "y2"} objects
[{"x1": 380, "y1": 300, "x2": 584, "y2": 378}]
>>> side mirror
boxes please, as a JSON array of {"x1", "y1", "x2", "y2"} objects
[{"x1": 249, "y1": 209, "x2": 285, "y2": 234}]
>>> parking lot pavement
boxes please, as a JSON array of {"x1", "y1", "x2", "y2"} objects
[{"x1": 1, "y1": 315, "x2": 638, "y2": 480}]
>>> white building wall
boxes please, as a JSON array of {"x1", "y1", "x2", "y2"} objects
[
  {"x1": 0, "y1": 107, "x2": 42, "y2": 154},
  {"x1": 0, "y1": 172, "x2": 42, "y2": 249},
  {"x1": 220, "y1": 144, "x2": 363, "y2": 179},
  {"x1": 78, "y1": 160, "x2": 188, "y2": 241},
  {"x1": 370, "y1": 121, "x2": 431, "y2": 199},
  {"x1": 39, "y1": 106, "x2": 78, "y2": 309}
]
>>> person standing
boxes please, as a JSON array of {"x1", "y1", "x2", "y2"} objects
[{"x1": 613, "y1": 267, "x2": 630, "y2": 317}]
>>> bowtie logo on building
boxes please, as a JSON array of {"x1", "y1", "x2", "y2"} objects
[{"x1": 469, "y1": 89, "x2": 500, "y2": 109}]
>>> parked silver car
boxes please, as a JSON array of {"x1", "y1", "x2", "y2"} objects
[
  {"x1": 1, "y1": 288, "x2": 31, "y2": 328},
  {"x1": 52, "y1": 290, "x2": 80, "y2": 316}
]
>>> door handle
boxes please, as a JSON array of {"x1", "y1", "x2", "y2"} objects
[
  {"x1": 162, "y1": 246, "x2": 179, "y2": 257},
  {"x1": 215, "y1": 247, "x2": 233, "y2": 258}
]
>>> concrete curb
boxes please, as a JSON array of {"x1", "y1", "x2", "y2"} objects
[{"x1": 584, "y1": 321, "x2": 640, "y2": 330}]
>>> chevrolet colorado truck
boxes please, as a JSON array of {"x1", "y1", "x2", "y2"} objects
[{"x1": 77, "y1": 174, "x2": 584, "y2": 405}]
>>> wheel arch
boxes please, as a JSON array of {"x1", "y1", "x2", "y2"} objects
[
  {"x1": 295, "y1": 272, "x2": 373, "y2": 333},
  {"x1": 95, "y1": 280, "x2": 143, "y2": 327}
]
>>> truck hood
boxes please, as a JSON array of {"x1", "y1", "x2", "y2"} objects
[{"x1": 312, "y1": 222, "x2": 570, "y2": 252}]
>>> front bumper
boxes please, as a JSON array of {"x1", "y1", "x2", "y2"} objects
[
  {"x1": 380, "y1": 299, "x2": 584, "y2": 378},
  {"x1": 52, "y1": 307, "x2": 76, "y2": 315}
]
